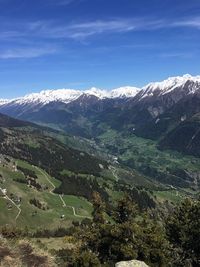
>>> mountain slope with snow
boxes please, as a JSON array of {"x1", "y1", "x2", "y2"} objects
[
  {"x1": 0, "y1": 74, "x2": 200, "y2": 154},
  {"x1": 110, "y1": 86, "x2": 140, "y2": 98},
  {"x1": 1, "y1": 74, "x2": 200, "y2": 107},
  {"x1": 0, "y1": 86, "x2": 141, "y2": 107},
  {"x1": 139, "y1": 74, "x2": 200, "y2": 99}
]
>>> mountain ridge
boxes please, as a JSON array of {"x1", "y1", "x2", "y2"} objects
[
  {"x1": 1, "y1": 74, "x2": 200, "y2": 106},
  {"x1": 0, "y1": 86, "x2": 140, "y2": 106},
  {"x1": 1, "y1": 74, "x2": 200, "y2": 158}
]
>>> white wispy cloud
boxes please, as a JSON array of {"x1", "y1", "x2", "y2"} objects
[
  {"x1": 2, "y1": 16, "x2": 200, "y2": 43},
  {"x1": 159, "y1": 52, "x2": 194, "y2": 59},
  {"x1": 23, "y1": 19, "x2": 138, "y2": 40},
  {"x1": 0, "y1": 47, "x2": 56, "y2": 59},
  {"x1": 1, "y1": 16, "x2": 200, "y2": 60},
  {"x1": 172, "y1": 17, "x2": 200, "y2": 29},
  {"x1": 2, "y1": 15, "x2": 200, "y2": 43}
]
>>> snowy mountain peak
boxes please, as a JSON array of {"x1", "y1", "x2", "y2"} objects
[
  {"x1": 15, "y1": 89, "x2": 83, "y2": 105},
  {"x1": 0, "y1": 86, "x2": 141, "y2": 107},
  {"x1": 0, "y1": 99, "x2": 10, "y2": 105},
  {"x1": 140, "y1": 74, "x2": 200, "y2": 99},
  {"x1": 85, "y1": 87, "x2": 109, "y2": 99},
  {"x1": 110, "y1": 86, "x2": 140, "y2": 98},
  {"x1": 1, "y1": 74, "x2": 200, "y2": 107}
]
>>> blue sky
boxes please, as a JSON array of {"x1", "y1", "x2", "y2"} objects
[{"x1": 0, "y1": 0, "x2": 200, "y2": 98}]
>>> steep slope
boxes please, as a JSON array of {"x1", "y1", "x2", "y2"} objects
[
  {"x1": 133, "y1": 75, "x2": 200, "y2": 140},
  {"x1": 0, "y1": 113, "x2": 108, "y2": 176},
  {"x1": 0, "y1": 113, "x2": 108, "y2": 228},
  {"x1": 0, "y1": 113, "x2": 160, "y2": 229},
  {"x1": 0, "y1": 112, "x2": 34, "y2": 127},
  {"x1": 159, "y1": 113, "x2": 200, "y2": 157}
]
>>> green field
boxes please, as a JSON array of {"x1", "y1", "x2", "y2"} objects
[
  {"x1": 153, "y1": 190, "x2": 184, "y2": 203},
  {"x1": 97, "y1": 129, "x2": 200, "y2": 189},
  {"x1": 0, "y1": 157, "x2": 93, "y2": 229}
]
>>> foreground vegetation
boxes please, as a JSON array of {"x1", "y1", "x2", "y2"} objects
[{"x1": 1, "y1": 194, "x2": 200, "y2": 266}]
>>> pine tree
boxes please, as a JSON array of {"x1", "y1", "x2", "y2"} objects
[
  {"x1": 166, "y1": 198, "x2": 200, "y2": 266},
  {"x1": 114, "y1": 194, "x2": 138, "y2": 223},
  {"x1": 91, "y1": 192, "x2": 106, "y2": 224}
]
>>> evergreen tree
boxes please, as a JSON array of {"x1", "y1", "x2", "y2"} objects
[
  {"x1": 114, "y1": 194, "x2": 138, "y2": 223},
  {"x1": 166, "y1": 198, "x2": 200, "y2": 266},
  {"x1": 76, "y1": 195, "x2": 171, "y2": 266},
  {"x1": 91, "y1": 192, "x2": 106, "y2": 224}
]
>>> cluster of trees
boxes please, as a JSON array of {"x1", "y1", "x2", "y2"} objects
[
  {"x1": 17, "y1": 166, "x2": 37, "y2": 179},
  {"x1": 29, "y1": 198, "x2": 49, "y2": 211},
  {"x1": 114, "y1": 183, "x2": 156, "y2": 210},
  {"x1": 54, "y1": 174, "x2": 109, "y2": 201},
  {"x1": 54, "y1": 194, "x2": 200, "y2": 267},
  {"x1": 15, "y1": 166, "x2": 43, "y2": 190},
  {"x1": 1, "y1": 191, "x2": 200, "y2": 266},
  {"x1": 166, "y1": 198, "x2": 200, "y2": 266}
]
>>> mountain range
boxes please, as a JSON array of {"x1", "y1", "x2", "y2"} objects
[
  {"x1": 0, "y1": 74, "x2": 200, "y2": 157},
  {"x1": 0, "y1": 74, "x2": 200, "y2": 230}
]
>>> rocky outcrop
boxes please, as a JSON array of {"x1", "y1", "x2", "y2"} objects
[{"x1": 115, "y1": 260, "x2": 149, "y2": 267}]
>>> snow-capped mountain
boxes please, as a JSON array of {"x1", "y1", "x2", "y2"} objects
[
  {"x1": 110, "y1": 86, "x2": 140, "y2": 98},
  {"x1": 1, "y1": 74, "x2": 200, "y2": 107},
  {"x1": 0, "y1": 99, "x2": 10, "y2": 105},
  {"x1": 0, "y1": 74, "x2": 200, "y2": 144},
  {"x1": 139, "y1": 74, "x2": 200, "y2": 99},
  {"x1": 0, "y1": 86, "x2": 140, "y2": 107},
  {"x1": 13, "y1": 89, "x2": 83, "y2": 105}
]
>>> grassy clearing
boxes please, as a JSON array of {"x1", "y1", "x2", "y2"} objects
[
  {"x1": 0, "y1": 158, "x2": 93, "y2": 229},
  {"x1": 32, "y1": 237, "x2": 75, "y2": 251},
  {"x1": 62, "y1": 195, "x2": 93, "y2": 217},
  {"x1": 0, "y1": 197, "x2": 18, "y2": 225},
  {"x1": 153, "y1": 190, "x2": 184, "y2": 203}
]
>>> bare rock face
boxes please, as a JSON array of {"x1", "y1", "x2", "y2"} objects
[{"x1": 115, "y1": 260, "x2": 149, "y2": 267}]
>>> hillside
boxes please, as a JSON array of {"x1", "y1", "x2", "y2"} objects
[
  {"x1": 159, "y1": 114, "x2": 200, "y2": 157},
  {"x1": 0, "y1": 113, "x2": 163, "y2": 229},
  {"x1": 0, "y1": 75, "x2": 200, "y2": 191}
]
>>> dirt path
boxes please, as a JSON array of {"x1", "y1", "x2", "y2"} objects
[
  {"x1": 69, "y1": 205, "x2": 92, "y2": 219},
  {"x1": 33, "y1": 166, "x2": 92, "y2": 219},
  {"x1": 59, "y1": 195, "x2": 66, "y2": 207},
  {"x1": 4, "y1": 195, "x2": 21, "y2": 221},
  {"x1": 34, "y1": 166, "x2": 56, "y2": 194}
]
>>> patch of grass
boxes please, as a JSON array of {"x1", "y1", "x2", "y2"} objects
[
  {"x1": 62, "y1": 195, "x2": 93, "y2": 217},
  {"x1": 0, "y1": 158, "x2": 93, "y2": 229},
  {"x1": 153, "y1": 190, "x2": 184, "y2": 203},
  {"x1": 0, "y1": 198, "x2": 18, "y2": 225}
]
